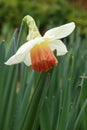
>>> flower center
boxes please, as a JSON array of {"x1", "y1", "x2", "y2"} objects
[{"x1": 30, "y1": 41, "x2": 58, "y2": 72}]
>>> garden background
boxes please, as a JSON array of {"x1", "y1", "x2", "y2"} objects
[{"x1": 0, "y1": 0, "x2": 87, "y2": 130}]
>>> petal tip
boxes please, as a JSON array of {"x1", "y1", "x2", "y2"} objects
[
  {"x1": 4, "y1": 61, "x2": 11, "y2": 65},
  {"x1": 4, "y1": 62, "x2": 7, "y2": 65},
  {"x1": 69, "y1": 22, "x2": 75, "y2": 30},
  {"x1": 72, "y1": 22, "x2": 75, "y2": 28}
]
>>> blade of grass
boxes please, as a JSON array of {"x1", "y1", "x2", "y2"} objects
[
  {"x1": 65, "y1": 72, "x2": 85, "y2": 130},
  {"x1": 0, "y1": 66, "x2": 16, "y2": 130},
  {"x1": 74, "y1": 99, "x2": 87, "y2": 130},
  {"x1": 12, "y1": 70, "x2": 35, "y2": 130},
  {"x1": 0, "y1": 29, "x2": 18, "y2": 129},
  {"x1": 0, "y1": 41, "x2": 5, "y2": 106},
  {"x1": 17, "y1": 21, "x2": 26, "y2": 48},
  {"x1": 3, "y1": 66, "x2": 18, "y2": 130},
  {"x1": 32, "y1": 73, "x2": 50, "y2": 130},
  {"x1": 21, "y1": 72, "x2": 50, "y2": 130}
]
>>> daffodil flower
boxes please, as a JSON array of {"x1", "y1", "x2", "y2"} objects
[{"x1": 5, "y1": 15, "x2": 75, "y2": 72}]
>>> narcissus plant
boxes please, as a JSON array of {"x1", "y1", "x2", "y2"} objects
[{"x1": 5, "y1": 15, "x2": 75, "y2": 72}]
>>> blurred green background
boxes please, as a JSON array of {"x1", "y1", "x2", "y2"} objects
[
  {"x1": 0, "y1": 1, "x2": 87, "y2": 130},
  {"x1": 0, "y1": 0, "x2": 87, "y2": 41}
]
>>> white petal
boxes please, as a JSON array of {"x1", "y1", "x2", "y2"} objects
[
  {"x1": 5, "y1": 54, "x2": 24, "y2": 65},
  {"x1": 5, "y1": 37, "x2": 45, "y2": 65},
  {"x1": 44, "y1": 22, "x2": 75, "y2": 40},
  {"x1": 24, "y1": 53, "x2": 31, "y2": 66},
  {"x1": 49, "y1": 40, "x2": 68, "y2": 56},
  {"x1": 16, "y1": 37, "x2": 45, "y2": 55}
]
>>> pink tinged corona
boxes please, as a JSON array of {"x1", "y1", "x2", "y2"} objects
[{"x1": 30, "y1": 42, "x2": 58, "y2": 72}]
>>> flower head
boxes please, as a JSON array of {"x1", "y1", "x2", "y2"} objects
[{"x1": 5, "y1": 15, "x2": 75, "y2": 72}]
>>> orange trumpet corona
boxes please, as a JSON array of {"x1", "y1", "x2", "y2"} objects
[{"x1": 30, "y1": 41, "x2": 58, "y2": 72}]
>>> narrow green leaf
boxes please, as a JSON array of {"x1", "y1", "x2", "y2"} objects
[
  {"x1": 0, "y1": 66, "x2": 15, "y2": 130},
  {"x1": 40, "y1": 97, "x2": 51, "y2": 130},
  {"x1": 3, "y1": 66, "x2": 18, "y2": 130},
  {"x1": 21, "y1": 72, "x2": 50, "y2": 130},
  {"x1": 74, "y1": 99, "x2": 87, "y2": 130},
  {"x1": 17, "y1": 21, "x2": 26, "y2": 48},
  {"x1": 6, "y1": 29, "x2": 18, "y2": 59},
  {"x1": 12, "y1": 70, "x2": 35, "y2": 130},
  {"x1": 0, "y1": 41, "x2": 5, "y2": 106},
  {"x1": 0, "y1": 41, "x2": 5, "y2": 72},
  {"x1": 32, "y1": 74, "x2": 50, "y2": 130}
]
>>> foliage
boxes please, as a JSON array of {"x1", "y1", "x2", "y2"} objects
[
  {"x1": 68, "y1": 7, "x2": 87, "y2": 35},
  {"x1": 0, "y1": 0, "x2": 87, "y2": 41},
  {"x1": 0, "y1": 20, "x2": 87, "y2": 130}
]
